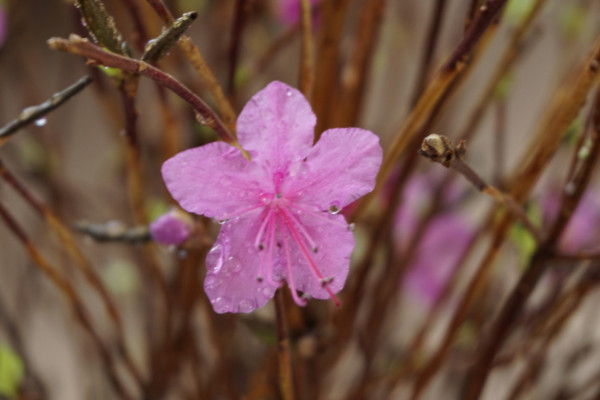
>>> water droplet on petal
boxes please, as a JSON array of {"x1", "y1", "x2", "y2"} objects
[
  {"x1": 211, "y1": 297, "x2": 231, "y2": 313},
  {"x1": 206, "y1": 245, "x2": 224, "y2": 273},
  {"x1": 328, "y1": 204, "x2": 340, "y2": 214},
  {"x1": 35, "y1": 117, "x2": 47, "y2": 127},
  {"x1": 260, "y1": 286, "x2": 275, "y2": 298},
  {"x1": 217, "y1": 219, "x2": 229, "y2": 225},
  {"x1": 348, "y1": 223, "x2": 356, "y2": 231},
  {"x1": 286, "y1": 89, "x2": 292, "y2": 97},
  {"x1": 238, "y1": 299, "x2": 256, "y2": 313},
  {"x1": 204, "y1": 275, "x2": 223, "y2": 290},
  {"x1": 226, "y1": 256, "x2": 242, "y2": 273}
]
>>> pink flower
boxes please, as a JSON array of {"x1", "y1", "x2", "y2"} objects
[
  {"x1": 0, "y1": 3, "x2": 6, "y2": 48},
  {"x1": 275, "y1": 0, "x2": 320, "y2": 25},
  {"x1": 162, "y1": 81, "x2": 382, "y2": 313},
  {"x1": 542, "y1": 187, "x2": 600, "y2": 253},
  {"x1": 150, "y1": 209, "x2": 193, "y2": 246},
  {"x1": 403, "y1": 215, "x2": 472, "y2": 307}
]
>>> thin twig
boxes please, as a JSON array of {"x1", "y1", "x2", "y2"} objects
[
  {"x1": 227, "y1": 0, "x2": 249, "y2": 98},
  {"x1": 144, "y1": 0, "x2": 237, "y2": 130},
  {"x1": 0, "y1": 201, "x2": 134, "y2": 400},
  {"x1": 464, "y1": 83, "x2": 600, "y2": 400},
  {"x1": 0, "y1": 158, "x2": 145, "y2": 387},
  {"x1": 275, "y1": 290, "x2": 295, "y2": 400},
  {"x1": 298, "y1": 0, "x2": 314, "y2": 101},
  {"x1": 418, "y1": 134, "x2": 542, "y2": 242},
  {"x1": 48, "y1": 35, "x2": 236, "y2": 143},
  {"x1": 0, "y1": 76, "x2": 92, "y2": 141},
  {"x1": 74, "y1": 220, "x2": 151, "y2": 243}
]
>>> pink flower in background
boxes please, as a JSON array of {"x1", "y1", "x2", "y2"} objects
[
  {"x1": 394, "y1": 175, "x2": 472, "y2": 306},
  {"x1": 403, "y1": 215, "x2": 472, "y2": 307},
  {"x1": 275, "y1": 0, "x2": 320, "y2": 25},
  {"x1": 150, "y1": 209, "x2": 193, "y2": 246},
  {"x1": 162, "y1": 81, "x2": 382, "y2": 313},
  {"x1": 0, "y1": 2, "x2": 6, "y2": 47},
  {"x1": 542, "y1": 187, "x2": 600, "y2": 253}
]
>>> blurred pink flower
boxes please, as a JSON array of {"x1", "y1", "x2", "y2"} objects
[
  {"x1": 542, "y1": 187, "x2": 600, "y2": 253},
  {"x1": 0, "y1": 3, "x2": 6, "y2": 47},
  {"x1": 162, "y1": 81, "x2": 382, "y2": 313},
  {"x1": 275, "y1": 0, "x2": 320, "y2": 25},
  {"x1": 403, "y1": 215, "x2": 472, "y2": 307},
  {"x1": 394, "y1": 175, "x2": 472, "y2": 306},
  {"x1": 150, "y1": 209, "x2": 192, "y2": 246}
]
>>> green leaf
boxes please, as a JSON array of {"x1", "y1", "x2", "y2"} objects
[
  {"x1": 0, "y1": 344, "x2": 25, "y2": 398},
  {"x1": 509, "y1": 203, "x2": 542, "y2": 267},
  {"x1": 504, "y1": 0, "x2": 537, "y2": 26}
]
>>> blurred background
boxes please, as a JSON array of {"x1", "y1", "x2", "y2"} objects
[{"x1": 1, "y1": 0, "x2": 600, "y2": 399}]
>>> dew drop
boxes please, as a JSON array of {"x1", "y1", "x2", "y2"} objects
[
  {"x1": 177, "y1": 249, "x2": 188, "y2": 259},
  {"x1": 34, "y1": 117, "x2": 47, "y2": 127},
  {"x1": 217, "y1": 219, "x2": 229, "y2": 225},
  {"x1": 348, "y1": 223, "x2": 356, "y2": 231},
  {"x1": 238, "y1": 299, "x2": 255, "y2": 313},
  {"x1": 286, "y1": 89, "x2": 292, "y2": 97}
]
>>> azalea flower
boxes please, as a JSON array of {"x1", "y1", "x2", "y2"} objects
[
  {"x1": 162, "y1": 81, "x2": 382, "y2": 313},
  {"x1": 275, "y1": 0, "x2": 320, "y2": 25},
  {"x1": 394, "y1": 174, "x2": 472, "y2": 307},
  {"x1": 0, "y1": 1, "x2": 6, "y2": 48}
]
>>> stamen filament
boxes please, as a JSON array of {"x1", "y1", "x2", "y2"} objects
[
  {"x1": 280, "y1": 210, "x2": 341, "y2": 307},
  {"x1": 254, "y1": 207, "x2": 275, "y2": 250},
  {"x1": 265, "y1": 213, "x2": 281, "y2": 287},
  {"x1": 279, "y1": 207, "x2": 318, "y2": 252},
  {"x1": 279, "y1": 214, "x2": 307, "y2": 307},
  {"x1": 217, "y1": 203, "x2": 263, "y2": 222}
]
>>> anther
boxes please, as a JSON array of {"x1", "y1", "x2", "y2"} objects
[{"x1": 320, "y1": 277, "x2": 334, "y2": 287}]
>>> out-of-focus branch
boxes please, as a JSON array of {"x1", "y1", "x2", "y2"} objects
[{"x1": 0, "y1": 76, "x2": 92, "y2": 143}]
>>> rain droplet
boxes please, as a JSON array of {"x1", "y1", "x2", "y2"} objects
[
  {"x1": 328, "y1": 204, "x2": 340, "y2": 214},
  {"x1": 286, "y1": 90, "x2": 292, "y2": 97},
  {"x1": 34, "y1": 117, "x2": 47, "y2": 127},
  {"x1": 226, "y1": 256, "x2": 242, "y2": 273},
  {"x1": 211, "y1": 297, "x2": 231, "y2": 313},
  {"x1": 238, "y1": 299, "x2": 255, "y2": 313},
  {"x1": 348, "y1": 223, "x2": 356, "y2": 231},
  {"x1": 204, "y1": 275, "x2": 222, "y2": 290},
  {"x1": 261, "y1": 286, "x2": 275, "y2": 298},
  {"x1": 217, "y1": 219, "x2": 229, "y2": 225}
]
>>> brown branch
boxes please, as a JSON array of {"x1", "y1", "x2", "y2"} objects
[
  {"x1": 0, "y1": 158, "x2": 145, "y2": 388},
  {"x1": 275, "y1": 290, "x2": 295, "y2": 400},
  {"x1": 0, "y1": 76, "x2": 92, "y2": 142},
  {"x1": 47, "y1": 35, "x2": 235, "y2": 143},
  {"x1": 418, "y1": 134, "x2": 542, "y2": 242},
  {"x1": 464, "y1": 82, "x2": 600, "y2": 400},
  {"x1": 227, "y1": 0, "x2": 249, "y2": 97},
  {"x1": 144, "y1": 0, "x2": 237, "y2": 130},
  {"x1": 363, "y1": 0, "x2": 508, "y2": 220},
  {"x1": 298, "y1": 0, "x2": 314, "y2": 101},
  {"x1": 0, "y1": 201, "x2": 134, "y2": 400}
]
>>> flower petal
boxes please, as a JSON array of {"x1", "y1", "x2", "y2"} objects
[
  {"x1": 289, "y1": 127, "x2": 382, "y2": 210},
  {"x1": 161, "y1": 142, "x2": 268, "y2": 219},
  {"x1": 237, "y1": 81, "x2": 316, "y2": 171},
  {"x1": 280, "y1": 208, "x2": 354, "y2": 299},
  {"x1": 204, "y1": 214, "x2": 281, "y2": 313}
]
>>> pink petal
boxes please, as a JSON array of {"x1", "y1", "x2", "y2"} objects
[
  {"x1": 161, "y1": 142, "x2": 268, "y2": 219},
  {"x1": 281, "y1": 209, "x2": 354, "y2": 299},
  {"x1": 237, "y1": 81, "x2": 316, "y2": 172},
  {"x1": 204, "y1": 213, "x2": 281, "y2": 313},
  {"x1": 290, "y1": 127, "x2": 382, "y2": 211}
]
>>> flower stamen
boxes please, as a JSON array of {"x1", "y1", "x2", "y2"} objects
[
  {"x1": 279, "y1": 215, "x2": 307, "y2": 306},
  {"x1": 280, "y1": 210, "x2": 341, "y2": 307},
  {"x1": 280, "y1": 207, "x2": 318, "y2": 252},
  {"x1": 254, "y1": 207, "x2": 275, "y2": 251},
  {"x1": 217, "y1": 203, "x2": 264, "y2": 222}
]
